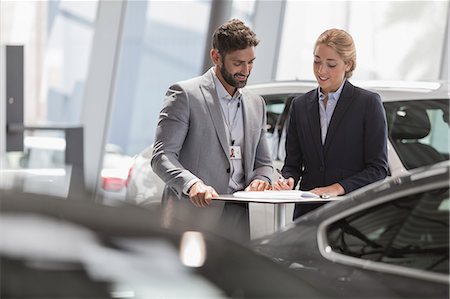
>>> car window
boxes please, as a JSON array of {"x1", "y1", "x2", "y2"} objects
[
  {"x1": 264, "y1": 95, "x2": 289, "y2": 134},
  {"x1": 263, "y1": 95, "x2": 296, "y2": 161},
  {"x1": 384, "y1": 99, "x2": 449, "y2": 169},
  {"x1": 327, "y1": 187, "x2": 449, "y2": 275}
]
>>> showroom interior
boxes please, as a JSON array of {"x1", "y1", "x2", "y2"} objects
[
  {"x1": 0, "y1": 1, "x2": 449, "y2": 297},
  {"x1": 1, "y1": 0, "x2": 449, "y2": 233}
]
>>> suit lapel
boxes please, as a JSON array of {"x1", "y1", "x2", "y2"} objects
[
  {"x1": 323, "y1": 81, "x2": 354, "y2": 153},
  {"x1": 200, "y1": 71, "x2": 229, "y2": 157},
  {"x1": 241, "y1": 91, "x2": 255, "y2": 176},
  {"x1": 306, "y1": 90, "x2": 324, "y2": 162}
]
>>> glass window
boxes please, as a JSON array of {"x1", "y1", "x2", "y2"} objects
[
  {"x1": 107, "y1": 0, "x2": 212, "y2": 155},
  {"x1": 231, "y1": 0, "x2": 256, "y2": 25},
  {"x1": 1, "y1": 2, "x2": 98, "y2": 172},
  {"x1": 327, "y1": 187, "x2": 449, "y2": 274},
  {"x1": 0, "y1": 1, "x2": 98, "y2": 125},
  {"x1": 277, "y1": 1, "x2": 448, "y2": 81},
  {"x1": 384, "y1": 99, "x2": 449, "y2": 169}
]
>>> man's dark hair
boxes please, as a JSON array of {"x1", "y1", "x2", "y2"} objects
[{"x1": 212, "y1": 19, "x2": 259, "y2": 55}]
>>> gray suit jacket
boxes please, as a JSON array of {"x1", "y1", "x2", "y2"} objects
[{"x1": 151, "y1": 68, "x2": 273, "y2": 204}]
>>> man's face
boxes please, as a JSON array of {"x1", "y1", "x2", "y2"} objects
[{"x1": 216, "y1": 47, "x2": 255, "y2": 94}]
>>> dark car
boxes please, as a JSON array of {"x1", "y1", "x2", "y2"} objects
[
  {"x1": 252, "y1": 161, "x2": 450, "y2": 298},
  {"x1": 0, "y1": 189, "x2": 328, "y2": 299}
]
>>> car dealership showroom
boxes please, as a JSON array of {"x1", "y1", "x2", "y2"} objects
[{"x1": 1, "y1": 1, "x2": 449, "y2": 298}]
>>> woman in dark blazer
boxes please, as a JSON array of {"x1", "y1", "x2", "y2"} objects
[{"x1": 274, "y1": 28, "x2": 388, "y2": 220}]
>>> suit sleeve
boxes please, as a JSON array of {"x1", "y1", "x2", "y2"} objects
[
  {"x1": 251, "y1": 96, "x2": 273, "y2": 183},
  {"x1": 282, "y1": 100, "x2": 304, "y2": 185},
  {"x1": 150, "y1": 84, "x2": 199, "y2": 198},
  {"x1": 339, "y1": 93, "x2": 388, "y2": 192}
]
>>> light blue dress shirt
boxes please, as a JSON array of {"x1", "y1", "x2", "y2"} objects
[{"x1": 318, "y1": 80, "x2": 346, "y2": 144}]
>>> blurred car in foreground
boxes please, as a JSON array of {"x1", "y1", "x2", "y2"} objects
[
  {"x1": 0, "y1": 190, "x2": 327, "y2": 299},
  {"x1": 252, "y1": 161, "x2": 449, "y2": 298}
]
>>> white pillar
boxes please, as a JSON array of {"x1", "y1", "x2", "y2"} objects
[
  {"x1": 250, "y1": 0, "x2": 286, "y2": 83},
  {"x1": 0, "y1": 46, "x2": 6, "y2": 169},
  {"x1": 201, "y1": 0, "x2": 232, "y2": 73},
  {"x1": 81, "y1": 0, "x2": 127, "y2": 193}
]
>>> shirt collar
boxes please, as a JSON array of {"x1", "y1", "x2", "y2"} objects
[
  {"x1": 318, "y1": 79, "x2": 346, "y2": 102},
  {"x1": 212, "y1": 70, "x2": 242, "y2": 101}
]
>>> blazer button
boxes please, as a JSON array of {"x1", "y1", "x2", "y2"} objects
[{"x1": 226, "y1": 168, "x2": 230, "y2": 173}]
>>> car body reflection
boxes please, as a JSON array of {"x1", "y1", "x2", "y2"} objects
[{"x1": 252, "y1": 161, "x2": 449, "y2": 298}]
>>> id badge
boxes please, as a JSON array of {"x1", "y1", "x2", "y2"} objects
[{"x1": 229, "y1": 146, "x2": 241, "y2": 160}]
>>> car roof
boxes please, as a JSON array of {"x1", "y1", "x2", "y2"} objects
[
  {"x1": 267, "y1": 161, "x2": 450, "y2": 233},
  {"x1": 311, "y1": 161, "x2": 450, "y2": 220},
  {"x1": 247, "y1": 80, "x2": 449, "y2": 102}
]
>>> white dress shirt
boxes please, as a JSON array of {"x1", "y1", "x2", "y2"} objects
[{"x1": 213, "y1": 73, "x2": 245, "y2": 193}]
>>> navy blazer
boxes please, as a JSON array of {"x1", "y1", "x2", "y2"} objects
[{"x1": 282, "y1": 80, "x2": 388, "y2": 219}]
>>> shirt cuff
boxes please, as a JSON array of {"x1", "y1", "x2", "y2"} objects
[{"x1": 183, "y1": 178, "x2": 201, "y2": 196}]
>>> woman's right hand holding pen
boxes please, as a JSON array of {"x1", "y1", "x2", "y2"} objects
[{"x1": 273, "y1": 168, "x2": 295, "y2": 190}]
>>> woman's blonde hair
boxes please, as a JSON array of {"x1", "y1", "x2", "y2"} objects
[{"x1": 315, "y1": 28, "x2": 356, "y2": 78}]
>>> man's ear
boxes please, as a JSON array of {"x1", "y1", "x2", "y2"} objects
[{"x1": 211, "y1": 48, "x2": 221, "y2": 65}]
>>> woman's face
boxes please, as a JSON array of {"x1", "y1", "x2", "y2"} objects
[{"x1": 313, "y1": 43, "x2": 351, "y2": 94}]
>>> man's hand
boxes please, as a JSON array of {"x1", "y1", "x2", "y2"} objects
[
  {"x1": 272, "y1": 177, "x2": 295, "y2": 190},
  {"x1": 188, "y1": 181, "x2": 219, "y2": 207},
  {"x1": 245, "y1": 179, "x2": 272, "y2": 191}
]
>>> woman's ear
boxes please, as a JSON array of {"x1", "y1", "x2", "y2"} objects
[{"x1": 345, "y1": 61, "x2": 353, "y2": 72}]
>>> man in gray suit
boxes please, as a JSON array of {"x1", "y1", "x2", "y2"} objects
[{"x1": 151, "y1": 19, "x2": 272, "y2": 241}]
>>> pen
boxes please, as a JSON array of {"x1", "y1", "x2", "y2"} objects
[{"x1": 276, "y1": 168, "x2": 330, "y2": 198}]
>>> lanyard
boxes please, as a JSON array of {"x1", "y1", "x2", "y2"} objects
[{"x1": 219, "y1": 96, "x2": 241, "y2": 145}]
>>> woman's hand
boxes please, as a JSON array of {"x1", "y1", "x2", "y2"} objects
[
  {"x1": 309, "y1": 183, "x2": 345, "y2": 198},
  {"x1": 272, "y1": 177, "x2": 295, "y2": 190}
]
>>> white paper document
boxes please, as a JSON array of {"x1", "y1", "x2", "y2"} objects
[
  {"x1": 216, "y1": 190, "x2": 339, "y2": 204},
  {"x1": 233, "y1": 190, "x2": 320, "y2": 199}
]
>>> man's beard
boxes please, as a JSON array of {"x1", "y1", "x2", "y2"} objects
[{"x1": 220, "y1": 63, "x2": 249, "y2": 89}]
